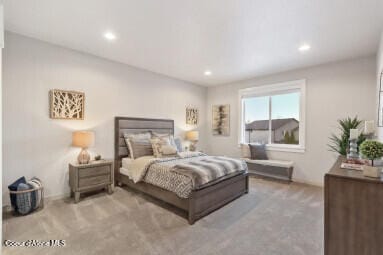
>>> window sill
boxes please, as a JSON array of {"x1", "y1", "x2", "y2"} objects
[{"x1": 265, "y1": 144, "x2": 305, "y2": 153}]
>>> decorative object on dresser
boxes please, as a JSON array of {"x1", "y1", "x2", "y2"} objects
[
  {"x1": 49, "y1": 89, "x2": 85, "y2": 120},
  {"x1": 186, "y1": 107, "x2": 198, "y2": 125},
  {"x1": 72, "y1": 131, "x2": 95, "y2": 164},
  {"x1": 328, "y1": 116, "x2": 366, "y2": 156},
  {"x1": 363, "y1": 120, "x2": 375, "y2": 139},
  {"x1": 186, "y1": 130, "x2": 199, "y2": 151},
  {"x1": 240, "y1": 143, "x2": 293, "y2": 182},
  {"x1": 69, "y1": 160, "x2": 114, "y2": 203},
  {"x1": 339, "y1": 158, "x2": 369, "y2": 171},
  {"x1": 212, "y1": 104, "x2": 230, "y2": 136},
  {"x1": 324, "y1": 157, "x2": 383, "y2": 255},
  {"x1": 347, "y1": 128, "x2": 359, "y2": 159},
  {"x1": 359, "y1": 140, "x2": 383, "y2": 178}
]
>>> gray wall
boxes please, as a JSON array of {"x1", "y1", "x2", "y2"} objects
[
  {"x1": 2, "y1": 32, "x2": 207, "y2": 201},
  {"x1": 207, "y1": 56, "x2": 376, "y2": 186}
]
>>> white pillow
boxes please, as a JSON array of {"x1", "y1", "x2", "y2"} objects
[
  {"x1": 240, "y1": 143, "x2": 251, "y2": 158},
  {"x1": 151, "y1": 137, "x2": 178, "y2": 158},
  {"x1": 151, "y1": 132, "x2": 177, "y2": 148}
]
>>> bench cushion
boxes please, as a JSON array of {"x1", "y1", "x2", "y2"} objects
[{"x1": 242, "y1": 158, "x2": 294, "y2": 168}]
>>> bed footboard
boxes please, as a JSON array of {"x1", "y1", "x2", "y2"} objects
[{"x1": 188, "y1": 173, "x2": 249, "y2": 224}]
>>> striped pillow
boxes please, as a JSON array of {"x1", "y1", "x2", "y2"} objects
[{"x1": 124, "y1": 132, "x2": 153, "y2": 159}]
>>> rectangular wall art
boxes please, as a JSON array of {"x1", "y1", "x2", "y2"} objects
[
  {"x1": 379, "y1": 71, "x2": 383, "y2": 126},
  {"x1": 49, "y1": 89, "x2": 85, "y2": 120},
  {"x1": 212, "y1": 104, "x2": 230, "y2": 136},
  {"x1": 186, "y1": 107, "x2": 198, "y2": 125}
]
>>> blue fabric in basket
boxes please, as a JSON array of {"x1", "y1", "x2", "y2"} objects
[
  {"x1": 8, "y1": 176, "x2": 26, "y2": 210},
  {"x1": 16, "y1": 183, "x2": 34, "y2": 215}
]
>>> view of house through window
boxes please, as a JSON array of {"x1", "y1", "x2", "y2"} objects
[{"x1": 243, "y1": 91, "x2": 300, "y2": 145}]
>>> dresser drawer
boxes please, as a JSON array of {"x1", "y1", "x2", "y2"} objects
[
  {"x1": 78, "y1": 165, "x2": 110, "y2": 178},
  {"x1": 79, "y1": 174, "x2": 111, "y2": 187}
]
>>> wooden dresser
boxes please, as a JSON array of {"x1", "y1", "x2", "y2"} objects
[{"x1": 324, "y1": 157, "x2": 383, "y2": 255}]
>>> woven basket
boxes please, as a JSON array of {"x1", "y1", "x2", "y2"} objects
[{"x1": 9, "y1": 186, "x2": 44, "y2": 214}]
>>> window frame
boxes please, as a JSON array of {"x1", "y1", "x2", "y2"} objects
[{"x1": 238, "y1": 79, "x2": 306, "y2": 153}]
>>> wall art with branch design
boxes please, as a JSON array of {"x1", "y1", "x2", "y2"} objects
[{"x1": 49, "y1": 89, "x2": 85, "y2": 120}]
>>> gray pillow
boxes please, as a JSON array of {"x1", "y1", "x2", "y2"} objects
[
  {"x1": 126, "y1": 139, "x2": 153, "y2": 159},
  {"x1": 124, "y1": 132, "x2": 153, "y2": 159},
  {"x1": 248, "y1": 144, "x2": 268, "y2": 160}
]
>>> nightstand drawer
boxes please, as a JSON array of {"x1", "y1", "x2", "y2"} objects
[
  {"x1": 78, "y1": 165, "x2": 110, "y2": 178},
  {"x1": 79, "y1": 175, "x2": 110, "y2": 187}
]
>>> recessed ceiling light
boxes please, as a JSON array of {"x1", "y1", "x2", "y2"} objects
[
  {"x1": 299, "y1": 44, "x2": 311, "y2": 52},
  {"x1": 104, "y1": 32, "x2": 116, "y2": 41},
  {"x1": 204, "y1": 70, "x2": 212, "y2": 76}
]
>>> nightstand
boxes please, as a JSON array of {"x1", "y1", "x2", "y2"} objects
[{"x1": 69, "y1": 160, "x2": 114, "y2": 203}]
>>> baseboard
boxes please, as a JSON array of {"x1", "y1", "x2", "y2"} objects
[
  {"x1": 45, "y1": 192, "x2": 71, "y2": 202},
  {"x1": 2, "y1": 192, "x2": 71, "y2": 211},
  {"x1": 292, "y1": 178, "x2": 323, "y2": 187}
]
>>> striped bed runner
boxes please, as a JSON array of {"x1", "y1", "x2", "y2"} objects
[{"x1": 172, "y1": 156, "x2": 247, "y2": 188}]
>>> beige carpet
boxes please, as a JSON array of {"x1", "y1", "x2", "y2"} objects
[{"x1": 2, "y1": 178, "x2": 324, "y2": 255}]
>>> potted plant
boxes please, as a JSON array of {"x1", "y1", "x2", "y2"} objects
[
  {"x1": 328, "y1": 116, "x2": 365, "y2": 156},
  {"x1": 359, "y1": 140, "x2": 383, "y2": 178}
]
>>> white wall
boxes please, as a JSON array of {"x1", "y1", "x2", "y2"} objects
[
  {"x1": 2, "y1": 32, "x2": 207, "y2": 202},
  {"x1": 207, "y1": 56, "x2": 376, "y2": 186}
]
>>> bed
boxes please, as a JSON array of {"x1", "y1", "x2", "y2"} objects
[{"x1": 114, "y1": 117, "x2": 249, "y2": 224}]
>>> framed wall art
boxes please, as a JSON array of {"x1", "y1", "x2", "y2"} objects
[
  {"x1": 49, "y1": 89, "x2": 85, "y2": 120},
  {"x1": 378, "y1": 71, "x2": 383, "y2": 127},
  {"x1": 186, "y1": 107, "x2": 198, "y2": 125},
  {"x1": 212, "y1": 104, "x2": 230, "y2": 136}
]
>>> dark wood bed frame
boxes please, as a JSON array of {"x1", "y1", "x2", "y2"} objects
[{"x1": 114, "y1": 117, "x2": 249, "y2": 224}]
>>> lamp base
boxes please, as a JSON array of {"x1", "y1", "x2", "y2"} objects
[
  {"x1": 189, "y1": 141, "x2": 198, "y2": 152},
  {"x1": 78, "y1": 148, "x2": 90, "y2": 164}
]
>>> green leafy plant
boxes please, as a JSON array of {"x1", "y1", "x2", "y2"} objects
[
  {"x1": 328, "y1": 116, "x2": 366, "y2": 156},
  {"x1": 283, "y1": 131, "x2": 298, "y2": 144},
  {"x1": 284, "y1": 131, "x2": 291, "y2": 144},
  {"x1": 359, "y1": 140, "x2": 383, "y2": 165}
]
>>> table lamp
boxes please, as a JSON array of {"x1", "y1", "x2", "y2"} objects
[
  {"x1": 186, "y1": 130, "x2": 199, "y2": 151},
  {"x1": 72, "y1": 131, "x2": 95, "y2": 164}
]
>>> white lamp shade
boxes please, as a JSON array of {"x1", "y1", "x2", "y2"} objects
[
  {"x1": 72, "y1": 131, "x2": 95, "y2": 148},
  {"x1": 186, "y1": 131, "x2": 199, "y2": 141}
]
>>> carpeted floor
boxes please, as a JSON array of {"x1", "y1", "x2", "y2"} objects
[{"x1": 2, "y1": 178, "x2": 324, "y2": 255}]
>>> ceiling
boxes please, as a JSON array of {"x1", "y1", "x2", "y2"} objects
[{"x1": 4, "y1": 0, "x2": 383, "y2": 86}]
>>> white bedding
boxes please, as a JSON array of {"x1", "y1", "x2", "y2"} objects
[
  {"x1": 119, "y1": 166, "x2": 130, "y2": 177},
  {"x1": 121, "y1": 157, "x2": 134, "y2": 169},
  {"x1": 120, "y1": 155, "x2": 156, "y2": 182}
]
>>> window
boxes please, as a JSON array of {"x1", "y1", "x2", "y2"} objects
[{"x1": 239, "y1": 80, "x2": 305, "y2": 152}]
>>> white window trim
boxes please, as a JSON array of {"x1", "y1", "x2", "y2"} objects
[{"x1": 238, "y1": 79, "x2": 306, "y2": 153}]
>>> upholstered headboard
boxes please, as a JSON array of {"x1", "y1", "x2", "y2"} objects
[{"x1": 114, "y1": 117, "x2": 174, "y2": 177}]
